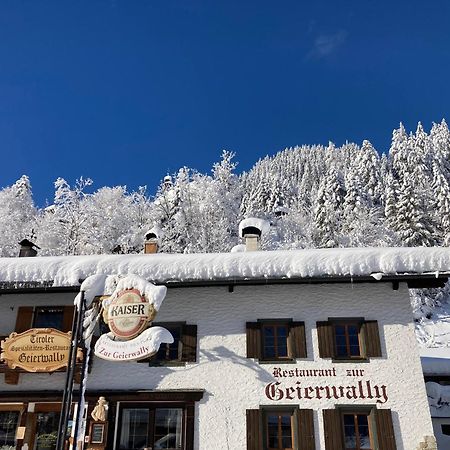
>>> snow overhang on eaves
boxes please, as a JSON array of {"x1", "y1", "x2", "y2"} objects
[
  {"x1": 0, "y1": 272, "x2": 448, "y2": 294},
  {"x1": 1, "y1": 247, "x2": 450, "y2": 293}
]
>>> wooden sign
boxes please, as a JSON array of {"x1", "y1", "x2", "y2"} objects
[{"x1": 0, "y1": 328, "x2": 71, "y2": 372}]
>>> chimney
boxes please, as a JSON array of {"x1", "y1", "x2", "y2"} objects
[
  {"x1": 18, "y1": 239, "x2": 40, "y2": 257},
  {"x1": 144, "y1": 227, "x2": 162, "y2": 254},
  {"x1": 238, "y1": 218, "x2": 269, "y2": 252}
]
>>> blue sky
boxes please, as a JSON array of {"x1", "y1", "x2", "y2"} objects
[{"x1": 1, "y1": 0, "x2": 450, "y2": 205}]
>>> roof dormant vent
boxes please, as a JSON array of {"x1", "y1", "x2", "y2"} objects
[
  {"x1": 144, "y1": 226, "x2": 163, "y2": 254},
  {"x1": 18, "y1": 239, "x2": 40, "y2": 257},
  {"x1": 238, "y1": 218, "x2": 270, "y2": 252}
]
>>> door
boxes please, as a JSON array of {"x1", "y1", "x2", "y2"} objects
[{"x1": 118, "y1": 405, "x2": 184, "y2": 450}]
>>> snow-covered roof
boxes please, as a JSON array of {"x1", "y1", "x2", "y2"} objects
[{"x1": 0, "y1": 247, "x2": 450, "y2": 288}]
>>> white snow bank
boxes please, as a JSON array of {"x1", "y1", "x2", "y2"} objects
[
  {"x1": 421, "y1": 348, "x2": 450, "y2": 375},
  {"x1": 1, "y1": 247, "x2": 450, "y2": 287},
  {"x1": 239, "y1": 218, "x2": 270, "y2": 237}
]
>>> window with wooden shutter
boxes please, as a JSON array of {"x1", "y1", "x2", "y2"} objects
[
  {"x1": 318, "y1": 319, "x2": 383, "y2": 360},
  {"x1": 323, "y1": 409, "x2": 344, "y2": 450},
  {"x1": 317, "y1": 321, "x2": 334, "y2": 358},
  {"x1": 145, "y1": 323, "x2": 197, "y2": 365},
  {"x1": 246, "y1": 409, "x2": 262, "y2": 450},
  {"x1": 290, "y1": 322, "x2": 307, "y2": 359},
  {"x1": 362, "y1": 320, "x2": 382, "y2": 358},
  {"x1": 374, "y1": 409, "x2": 397, "y2": 450},
  {"x1": 296, "y1": 409, "x2": 315, "y2": 450},
  {"x1": 247, "y1": 320, "x2": 307, "y2": 361},
  {"x1": 62, "y1": 306, "x2": 75, "y2": 332},
  {"x1": 15, "y1": 307, "x2": 34, "y2": 333},
  {"x1": 181, "y1": 324, "x2": 197, "y2": 362},
  {"x1": 246, "y1": 322, "x2": 262, "y2": 359}
]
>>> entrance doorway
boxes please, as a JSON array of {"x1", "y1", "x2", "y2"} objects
[{"x1": 117, "y1": 404, "x2": 183, "y2": 450}]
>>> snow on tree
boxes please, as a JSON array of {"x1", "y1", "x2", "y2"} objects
[
  {"x1": 312, "y1": 164, "x2": 345, "y2": 248},
  {"x1": 0, "y1": 175, "x2": 37, "y2": 257},
  {"x1": 37, "y1": 177, "x2": 93, "y2": 255}
]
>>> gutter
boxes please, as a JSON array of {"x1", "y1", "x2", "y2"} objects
[{"x1": 0, "y1": 272, "x2": 448, "y2": 294}]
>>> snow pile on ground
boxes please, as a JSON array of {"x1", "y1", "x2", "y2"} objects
[
  {"x1": 426, "y1": 380, "x2": 450, "y2": 417},
  {"x1": 1, "y1": 247, "x2": 450, "y2": 287}
]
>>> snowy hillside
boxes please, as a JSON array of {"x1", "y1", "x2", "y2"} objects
[{"x1": 1, "y1": 120, "x2": 450, "y2": 349}]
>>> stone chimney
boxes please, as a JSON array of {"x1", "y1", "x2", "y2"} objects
[
  {"x1": 238, "y1": 218, "x2": 270, "y2": 252},
  {"x1": 144, "y1": 226, "x2": 162, "y2": 254},
  {"x1": 18, "y1": 239, "x2": 40, "y2": 257}
]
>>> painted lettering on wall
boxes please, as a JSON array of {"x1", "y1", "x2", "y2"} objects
[{"x1": 265, "y1": 366, "x2": 389, "y2": 404}]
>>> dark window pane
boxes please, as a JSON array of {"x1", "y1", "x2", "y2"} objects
[
  {"x1": 119, "y1": 409, "x2": 149, "y2": 450},
  {"x1": 350, "y1": 345, "x2": 361, "y2": 356},
  {"x1": 35, "y1": 412, "x2": 60, "y2": 450},
  {"x1": 336, "y1": 335, "x2": 347, "y2": 346},
  {"x1": 280, "y1": 415, "x2": 292, "y2": 447},
  {"x1": 0, "y1": 411, "x2": 19, "y2": 447},
  {"x1": 154, "y1": 408, "x2": 182, "y2": 449},
  {"x1": 277, "y1": 327, "x2": 287, "y2": 338},
  {"x1": 264, "y1": 326, "x2": 275, "y2": 338},
  {"x1": 349, "y1": 334, "x2": 359, "y2": 346},
  {"x1": 278, "y1": 344, "x2": 288, "y2": 358},
  {"x1": 335, "y1": 325, "x2": 346, "y2": 336},
  {"x1": 442, "y1": 424, "x2": 450, "y2": 436},
  {"x1": 267, "y1": 415, "x2": 278, "y2": 448},
  {"x1": 155, "y1": 326, "x2": 181, "y2": 362},
  {"x1": 337, "y1": 345, "x2": 348, "y2": 357},
  {"x1": 33, "y1": 308, "x2": 64, "y2": 330}
]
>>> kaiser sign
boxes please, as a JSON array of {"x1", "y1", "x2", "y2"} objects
[{"x1": 94, "y1": 284, "x2": 173, "y2": 362}]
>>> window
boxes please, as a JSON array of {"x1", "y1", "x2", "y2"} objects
[
  {"x1": 144, "y1": 323, "x2": 197, "y2": 365},
  {"x1": 246, "y1": 408, "x2": 315, "y2": 450},
  {"x1": 246, "y1": 320, "x2": 307, "y2": 361},
  {"x1": 33, "y1": 307, "x2": 64, "y2": 330},
  {"x1": 0, "y1": 411, "x2": 20, "y2": 448},
  {"x1": 265, "y1": 410, "x2": 294, "y2": 450},
  {"x1": 334, "y1": 322, "x2": 362, "y2": 359},
  {"x1": 154, "y1": 325, "x2": 182, "y2": 362},
  {"x1": 323, "y1": 408, "x2": 397, "y2": 450},
  {"x1": 14, "y1": 306, "x2": 74, "y2": 334},
  {"x1": 342, "y1": 412, "x2": 373, "y2": 449},
  {"x1": 262, "y1": 324, "x2": 289, "y2": 360},
  {"x1": 118, "y1": 405, "x2": 184, "y2": 450},
  {"x1": 317, "y1": 318, "x2": 382, "y2": 360}
]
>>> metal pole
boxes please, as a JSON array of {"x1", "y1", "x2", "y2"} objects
[
  {"x1": 56, "y1": 290, "x2": 85, "y2": 450},
  {"x1": 72, "y1": 300, "x2": 90, "y2": 448}
]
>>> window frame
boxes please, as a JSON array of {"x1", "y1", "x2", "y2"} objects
[
  {"x1": 116, "y1": 402, "x2": 187, "y2": 450},
  {"x1": 262, "y1": 407, "x2": 297, "y2": 450},
  {"x1": 148, "y1": 322, "x2": 185, "y2": 366},
  {"x1": 340, "y1": 409, "x2": 375, "y2": 450},
  {"x1": 258, "y1": 319, "x2": 294, "y2": 363},
  {"x1": 330, "y1": 318, "x2": 367, "y2": 362},
  {"x1": 32, "y1": 306, "x2": 65, "y2": 331}
]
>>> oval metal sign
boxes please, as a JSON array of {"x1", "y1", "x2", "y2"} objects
[{"x1": 106, "y1": 289, "x2": 153, "y2": 340}]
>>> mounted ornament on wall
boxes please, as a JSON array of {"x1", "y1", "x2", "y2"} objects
[{"x1": 86, "y1": 274, "x2": 173, "y2": 362}]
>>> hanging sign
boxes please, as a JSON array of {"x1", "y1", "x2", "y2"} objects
[
  {"x1": 0, "y1": 328, "x2": 71, "y2": 372},
  {"x1": 94, "y1": 326, "x2": 174, "y2": 362},
  {"x1": 95, "y1": 285, "x2": 172, "y2": 362},
  {"x1": 105, "y1": 289, "x2": 154, "y2": 340}
]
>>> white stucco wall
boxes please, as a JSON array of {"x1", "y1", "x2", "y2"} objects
[{"x1": 0, "y1": 282, "x2": 434, "y2": 449}]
